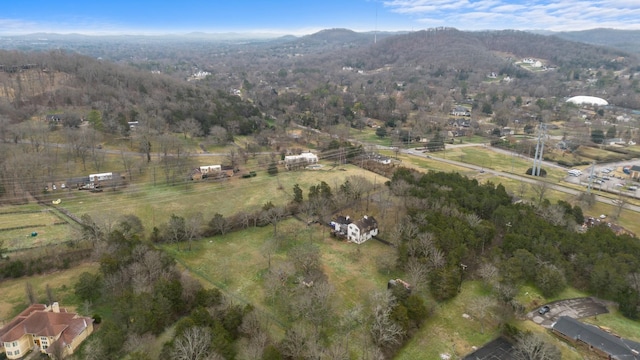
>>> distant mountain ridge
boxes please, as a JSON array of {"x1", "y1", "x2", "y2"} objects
[{"x1": 548, "y1": 28, "x2": 640, "y2": 55}]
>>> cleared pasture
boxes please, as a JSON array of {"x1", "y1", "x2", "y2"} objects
[
  {"x1": 58, "y1": 163, "x2": 384, "y2": 228},
  {"x1": 0, "y1": 204, "x2": 73, "y2": 251}
]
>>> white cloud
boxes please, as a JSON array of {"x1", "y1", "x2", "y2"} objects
[{"x1": 383, "y1": 0, "x2": 640, "y2": 30}]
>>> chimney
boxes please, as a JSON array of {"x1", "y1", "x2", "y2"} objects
[{"x1": 52, "y1": 302, "x2": 60, "y2": 313}]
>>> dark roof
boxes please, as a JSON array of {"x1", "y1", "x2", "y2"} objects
[
  {"x1": 463, "y1": 337, "x2": 516, "y2": 360},
  {"x1": 336, "y1": 216, "x2": 351, "y2": 225},
  {"x1": 630, "y1": 165, "x2": 640, "y2": 172},
  {"x1": 552, "y1": 316, "x2": 640, "y2": 359},
  {"x1": 353, "y1": 215, "x2": 377, "y2": 232}
]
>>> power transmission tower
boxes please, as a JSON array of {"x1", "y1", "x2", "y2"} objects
[{"x1": 532, "y1": 123, "x2": 547, "y2": 176}]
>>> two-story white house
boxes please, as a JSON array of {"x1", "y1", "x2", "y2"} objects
[
  {"x1": 347, "y1": 215, "x2": 379, "y2": 244},
  {"x1": 284, "y1": 152, "x2": 318, "y2": 170}
]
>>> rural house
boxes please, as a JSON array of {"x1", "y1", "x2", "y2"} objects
[
  {"x1": 450, "y1": 106, "x2": 471, "y2": 117},
  {"x1": 551, "y1": 316, "x2": 640, "y2": 359},
  {"x1": 347, "y1": 215, "x2": 379, "y2": 244},
  {"x1": 330, "y1": 215, "x2": 352, "y2": 236},
  {"x1": 190, "y1": 168, "x2": 203, "y2": 180},
  {"x1": 0, "y1": 303, "x2": 94, "y2": 359},
  {"x1": 284, "y1": 152, "x2": 318, "y2": 170},
  {"x1": 199, "y1": 165, "x2": 222, "y2": 174}
]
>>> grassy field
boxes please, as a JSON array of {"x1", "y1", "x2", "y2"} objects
[
  {"x1": 164, "y1": 217, "x2": 398, "y2": 354},
  {"x1": 0, "y1": 262, "x2": 99, "y2": 322},
  {"x1": 396, "y1": 281, "x2": 498, "y2": 359},
  {"x1": 396, "y1": 282, "x2": 582, "y2": 360},
  {"x1": 0, "y1": 203, "x2": 74, "y2": 251},
  {"x1": 56, "y1": 163, "x2": 383, "y2": 231}
]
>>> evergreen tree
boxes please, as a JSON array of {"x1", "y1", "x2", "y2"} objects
[{"x1": 268, "y1": 162, "x2": 278, "y2": 176}]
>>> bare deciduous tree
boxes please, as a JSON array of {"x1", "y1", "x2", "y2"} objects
[
  {"x1": 369, "y1": 290, "x2": 405, "y2": 349},
  {"x1": 261, "y1": 206, "x2": 287, "y2": 237},
  {"x1": 477, "y1": 262, "x2": 499, "y2": 289},
  {"x1": 280, "y1": 322, "x2": 319, "y2": 360},
  {"x1": 25, "y1": 282, "x2": 36, "y2": 304},
  {"x1": 513, "y1": 332, "x2": 561, "y2": 360},
  {"x1": 46, "y1": 284, "x2": 55, "y2": 304},
  {"x1": 171, "y1": 326, "x2": 212, "y2": 360},
  {"x1": 178, "y1": 118, "x2": 203, "y2": 139},
  {"x1": 293, "y1": 280, "x2": 335, "y2": 331},
  {"x1": 288, "y1": 243, "x2": 321, "y2": 275},
  {"x1": 531, "y1": 181, "x2": 549, "y2": 205},
  {"x1": 467, "y1": 296, "x2": 496, "y2": 334},
  {"x1": 185, "y1": 212, "x2": 203, "y2": 251},
  {"x1": 405, "y1": 257, "x2": 428, "y2": 291}
]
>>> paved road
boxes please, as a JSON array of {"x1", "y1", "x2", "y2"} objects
[
  {"x1": 402, "y1": 148, "x2": 640, "y2": 213},
  {"x1": 25, "y1": 133, "x2": 640, "y2": 214}
]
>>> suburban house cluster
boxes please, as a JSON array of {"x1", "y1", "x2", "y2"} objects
[
  {"x1": 330, "y1": 215, "x2": 378, "y2": 244},
  {"x1": 0, "y1": 303, "x2": 93, "y2": 359}
]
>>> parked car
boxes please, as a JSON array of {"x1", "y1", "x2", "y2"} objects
[
  {"x1": 629, "y1": 186, "x2": 638, "y2": 191},
  {"x1": 538, "y1": 305, "x2": 550, "y2": 315}
]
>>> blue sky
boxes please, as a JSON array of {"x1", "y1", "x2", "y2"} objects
[{"x1": 1, "y1": 0, "x2": 639, "y2": 35}]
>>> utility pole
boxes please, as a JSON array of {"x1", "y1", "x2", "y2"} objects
[
  {"x1": 532, "y1": 123, "x2": 547, "y2": 176},
  {"x1": 586, "y1": 162, "x2": 596, "y2": 194}
]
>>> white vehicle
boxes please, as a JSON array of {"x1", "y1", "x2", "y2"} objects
[
  {"x1": 629, "y1": 186, "x2": 638, "y2": 191},
  {"x1": 567, "y1": 169, "x2": 582, "y2": 176}
]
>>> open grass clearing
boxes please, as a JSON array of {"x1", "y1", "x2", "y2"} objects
[
  {"x1": 396, "y1": 281, "x2": 499, "y2": 360},
  {"x1": 0, "y1": 262, "x2": 99, "y2": 322},
  {"x1": 59, "y1": 163, "x2": 384, "y2": 230},
  {"x1": 0, "y1": 204, "x2": 74, "y2": 251},
  {"x1": 582, "y1": 308, "x2": 640, "y2": 342},
  {"x1": 165, "y1": 217, "x2": 397, "y2": 352}
]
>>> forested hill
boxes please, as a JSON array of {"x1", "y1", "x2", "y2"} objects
[
  {"x1": 332, "y1": 28, "x2": 635, "y2": 72},
  {"x1": 552, "y1": 29, "x2": 640, "y2": 55},
  {"x1": 0, "y1": 50, "x2": 264, "y2": 136}
]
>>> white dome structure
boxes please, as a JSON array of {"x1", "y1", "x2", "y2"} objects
[{"x1": 566, "y1": 96, "x2": 608, "y2": 106}]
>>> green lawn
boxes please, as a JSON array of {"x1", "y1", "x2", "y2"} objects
[{"x1": 396, "y1": 281, "x2": 498, "y2": 359}]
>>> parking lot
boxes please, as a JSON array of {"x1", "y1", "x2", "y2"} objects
[
  {"x1": 527, "y1": 297, "x2": 609, "y2": 328},
  {"x1": 564, "y1": 160, "x2": 640, "y2": 196}
]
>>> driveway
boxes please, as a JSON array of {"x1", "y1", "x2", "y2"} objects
[{"x1": 528, "y1": 297, "x2": 609, "y2": 328}]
